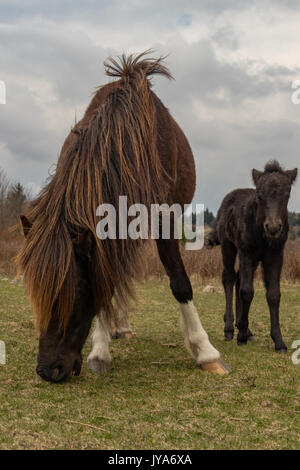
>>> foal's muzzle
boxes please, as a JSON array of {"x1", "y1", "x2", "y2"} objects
[{"x1": 264, "y1": 221, "x2": 282, "y2": 239}]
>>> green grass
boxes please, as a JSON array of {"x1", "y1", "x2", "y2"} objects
[{"x1": 0, "y1": 277, "x2": 299, "y2": 449}]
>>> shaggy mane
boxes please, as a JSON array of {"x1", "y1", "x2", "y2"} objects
[
  {"x1": 16, "y1": 51, "x2": 172, "y2": 335},
  {"x1": 104, "y1": 50, "x2": 173, "y2": 81},
  {"x1": 264, "y1": 160, "x2": 284, "y2": 174}
]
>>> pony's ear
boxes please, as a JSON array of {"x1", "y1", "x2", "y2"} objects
[
  {"x1": 285, "y1": 168, "x2": 298, "y2": 184},
  {"x1": 252, "y1": 169, "x2": 263, "y2": 186},
  {"x1": 72, "y1": 230, "x2": 94, "y2": 257},
  {"x1": 20, "y1": 215, "x2": 32, "y2": 238},
  {"x1": 72, "y1": 230, "x2": 92, "y2": 246}
]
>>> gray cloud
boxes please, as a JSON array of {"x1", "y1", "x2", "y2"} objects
[{"x1": 0, "y1": 1, "x2": 300, "y2": 212}]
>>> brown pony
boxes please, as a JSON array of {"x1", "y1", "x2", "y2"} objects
[{"x1": 17, "y1": 51, "x2": 229, "y2": 382}]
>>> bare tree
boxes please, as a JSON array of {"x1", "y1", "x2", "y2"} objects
[
  {"x1": 0, "y1": 168, "x2": 10, "y2": 229},
  {"x1": 0, "y1": 167, "x2": 29, "y2": 229}
]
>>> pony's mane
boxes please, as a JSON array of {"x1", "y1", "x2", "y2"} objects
[
  {"x1": 104, "y1": 50, "x2": 173, "y2": 81},
  {"x1": 264, "y1": 160, "x2": 284, "y2": 174},
  {"x1": 16, "y1": 51, "x2": 172, "y2": 335}
]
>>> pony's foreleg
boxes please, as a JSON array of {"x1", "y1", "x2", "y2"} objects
[
  {"x1": 112, "y1": 305, "x2": 133, "y2": 339},
  {"x1": 87, "y1": 314, "x2": 112, "y2": 373},
  {"x1": 156, "y1": 238, "x2": 230, "y2": 374}
]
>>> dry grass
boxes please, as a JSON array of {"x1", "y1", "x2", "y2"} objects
[
  {"x1": 139, "y1": 239, "x2": 300, "y2": 282},
  {"x1": 1, "y1": 231, "x2": 300, "y2": 282},
  {"x1": 0, "y1": 230, "x2": 23, "y2": 277}
]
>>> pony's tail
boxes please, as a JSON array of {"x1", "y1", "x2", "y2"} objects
[
  {"x1": 205, "y1": 228, "x2": 220, "y2": 249},
  {"x1": 16, "y1": 218, "x2": 77, "y2": 335}
]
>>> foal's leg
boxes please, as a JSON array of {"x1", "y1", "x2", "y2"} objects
[
  {"x1": 235, "y1": 269, "x2": 241, "y2": 329},
  {"x1": 221, "y1": 241, "x2": 237, "y2": 341},
  {"x1": 156, "y1": 238, "x2": 229, "y2": 374},
  {"x1": 112, "y1": 306, "x2": 133, "y2": 339},
  {"x1": 236, "y1": 253, "x2": 257, "y2": 345},
  {"x1": 87, "y1": 313, "x2": 112, "y2": 373},
  {"x1": 262, "y1": 251, "x2": 286, "y2": 353},
  {"x1": 235, "y1": 269, "x2": 254, "y2": 342}
]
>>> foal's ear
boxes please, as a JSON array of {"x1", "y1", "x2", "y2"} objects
[
  {"x1": 252, "y1": 169, "x2": 263, "y2": 186},
  {"x1": 285, "y1": 168, "x2": 298, "y2": 184},
  {"x1": 20, "y1": 215, "x2": 32, "y2": 238}
]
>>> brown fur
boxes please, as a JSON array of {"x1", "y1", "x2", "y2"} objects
[{"x1": 16, "y1": 52, "x2": 195, "y2": 337}]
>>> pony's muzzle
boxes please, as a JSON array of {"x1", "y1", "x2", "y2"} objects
[{"x1": 36, "y1": 353, "x2": 82, "y2": 383}]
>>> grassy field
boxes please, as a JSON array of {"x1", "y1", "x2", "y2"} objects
[{"x1": 0, "y1": 277, "x2": 299, "y2": 450}]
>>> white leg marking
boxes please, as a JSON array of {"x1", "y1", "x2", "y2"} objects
[
  {"x1": 87, "y1": 314, "x2": 111, "y2": 366},
  {"x1": 180, "y1": 301, "x2": 220, "y2": 365}
]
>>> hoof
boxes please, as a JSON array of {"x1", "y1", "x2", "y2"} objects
[
  {"x1": 237, "y1": 340, "x2": 247, "y2": 346},
  {"x1": 200, "y1": 358, "x2": 231, "y2": 375},
  {"x1": 247, "y1": 335, "x2": 255, "y2": 342},
  {"x1": 113, "y1": 331, "x2": 133, "y2": 340},
  {"x1": 224, "y1": 332, "x2": 234, "y2": 341},
  {"x1": 275, "y1": 348, "x2": 287, "y2": 354},
  {"x1": 87, "y1": 357, "x2": 112, "y2": 374}
]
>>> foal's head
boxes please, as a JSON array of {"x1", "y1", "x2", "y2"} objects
[{"x1": 252, "y1": 161, "x2": 297, "y2": 239}]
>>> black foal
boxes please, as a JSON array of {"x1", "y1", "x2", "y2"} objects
[{"x1": 206, "y1": 161, "x2": 297, "y2": 352}]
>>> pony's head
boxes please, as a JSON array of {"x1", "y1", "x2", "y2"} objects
[
  {"x1": 19, "y1": 217, "x2": 98, "y2": 382},
  {"x1": 252, "y1": 161, "x2": 297, "y2": 239}
]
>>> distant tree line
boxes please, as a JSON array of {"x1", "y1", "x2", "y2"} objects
[
  {"x1": 288, "y1": 211, "x2": 300, "y2": 227},
  {"x1": 288, "y1": 211, "x2": 300, "y2": 240},
  {"x1": 0, "y1": 164, "x2": 299, "y2": 239},
  {"x1": 190, "y1": 208, "x2": 215, "y2": 227}
]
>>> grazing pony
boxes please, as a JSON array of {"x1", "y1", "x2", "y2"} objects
[
  {"x1": 17, "y1": 52, "x2": 229, "y2": 382},
  {"x1": 206, "y1": 161, "x2": 297, "y2": 352}
]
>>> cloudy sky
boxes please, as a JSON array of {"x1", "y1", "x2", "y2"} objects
[{"x1": 1, "y1": 0, "x2": 300, "y2": 212}]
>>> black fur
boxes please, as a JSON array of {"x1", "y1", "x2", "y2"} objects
[{"x1": 206, "y1": 160, "x2": 297, "y2": 351}]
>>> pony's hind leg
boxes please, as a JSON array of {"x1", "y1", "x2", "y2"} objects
[
  {"x1": 111, "y1": 305, "x2": 133, "y2": 339},
  {"x1": 87, "y1": 314, "x2": 112, "y2": 374},
  {"x1": 221, "y1": 241, "x2": 237, "y2": 341},
  {"x1": 156, "y1": 238, "x2": 230, "y2": 374}
]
